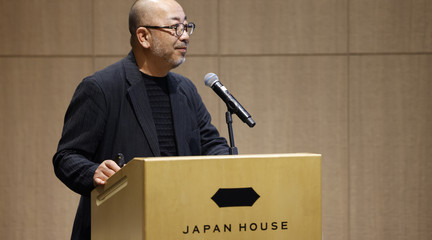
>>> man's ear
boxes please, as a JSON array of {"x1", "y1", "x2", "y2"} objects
[{"x1": 136, "y1": 27, "x2": 151, "y2": 48}]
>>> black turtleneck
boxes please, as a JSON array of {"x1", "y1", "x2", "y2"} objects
[{"x1": 141, "y1": 72, "x2": 178, "y2": 156}]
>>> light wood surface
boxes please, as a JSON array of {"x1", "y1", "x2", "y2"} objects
[{"x1": 92, "y1": 154, "x2": 322, "y2": 240}]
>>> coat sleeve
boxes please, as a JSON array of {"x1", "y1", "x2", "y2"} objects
[{"x1": 53, "y1": 77, "x2": 107, "y2": 196}]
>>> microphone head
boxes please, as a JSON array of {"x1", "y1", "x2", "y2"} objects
[{"x1": 204, "y1": 73, "x2": 219, "y2": 87}]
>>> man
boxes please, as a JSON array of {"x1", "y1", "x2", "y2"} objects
[{"x1": 53, "y1": 0, "x2": 229, "y2": 239}]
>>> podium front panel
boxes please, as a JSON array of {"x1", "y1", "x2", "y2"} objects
[{"x1": 92, "y1": 153, "x2": 321, "y2": 240}]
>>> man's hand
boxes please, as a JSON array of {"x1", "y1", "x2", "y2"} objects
[{"x1": 93, "y1": 160, "x2": 121, "y2": 186}]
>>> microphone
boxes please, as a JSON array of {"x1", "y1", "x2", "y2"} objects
[{"x1": 204, "y1": 73, "x2": 256, "y2": 128}]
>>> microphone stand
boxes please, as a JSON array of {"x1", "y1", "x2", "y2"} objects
[{"x1": 225, "y1": 109, "x2": 238, "y2": 155}]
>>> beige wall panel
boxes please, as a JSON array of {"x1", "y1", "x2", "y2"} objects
[
  {"x1": 93, "y1": 0, "x2": 135, "y2": 55},
  {"x1": 349, "y1": 55, "x2": 432, "y2": 240},
  {"x1": 176, "y1": 0, "x2": 219, "y2": 55},
  {"x1": 220, "y1": 56, "x2": 349, "y2": 240},
  {"x1": 219, "y1": 0, "x2": 348, "y2": 54},
  {"x1": 0, "y1": 57, "x2": 93, "y2": 239},
  {"x1": 93, "y1": 0, "x2": 218, "y2": 55},
  {"x1": 0, "y1": 0, "x2": 92, "y2": 56},
  {"x1": 350, "y1": 0, "x2": 432, "y2": 53}
]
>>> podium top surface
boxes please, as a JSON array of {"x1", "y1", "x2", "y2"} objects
[{"x1": 133, "y1": 153, "x2": 321, "y2": 162}]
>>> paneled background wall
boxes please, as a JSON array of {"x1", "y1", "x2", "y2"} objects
[{"x1": 0, "y1": 0, "x2": 431, "y2": 239}]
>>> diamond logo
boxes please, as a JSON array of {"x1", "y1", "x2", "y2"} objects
[{"x1": 211, "y1": 187, "x2": 260, "y2": 208}]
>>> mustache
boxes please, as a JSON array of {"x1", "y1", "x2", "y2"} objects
[{"x1": 175, "y1": 42, "x2": 188, "y2": 48}]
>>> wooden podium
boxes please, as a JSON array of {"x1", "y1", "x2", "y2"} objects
[{"x1": 91, "y1": 153, "x2": 321, "y2": 240}]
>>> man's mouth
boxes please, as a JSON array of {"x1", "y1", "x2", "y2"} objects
[
  {"x1": 176, "y1": 48, "x2": 187, "y2": 54},
  {"x1": 175, "y1": 46, "x2": 187, "y2": 52},
  {"x1": 175, "y1": 43, "x2": 188, "y2": 51}
]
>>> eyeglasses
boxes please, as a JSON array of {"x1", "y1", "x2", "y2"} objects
[{"x1": 142, "y1": 22, "x2": 195, "y2": 37}]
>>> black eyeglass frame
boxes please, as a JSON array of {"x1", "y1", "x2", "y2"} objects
[{"x1": 141, "y1": 22, "x2": 195, "y2": 37}]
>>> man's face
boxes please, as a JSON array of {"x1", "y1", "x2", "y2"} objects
[
  {"x1": 148, "y1": 2, "x2": 190, "y2": 69},
  {"x1": 150, "y1": 22, "x2": 189, "y2": 69}
]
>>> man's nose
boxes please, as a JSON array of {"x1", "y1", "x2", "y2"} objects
[{"x1": 178, "y1": 30, "x2": 190, "y2": 42}]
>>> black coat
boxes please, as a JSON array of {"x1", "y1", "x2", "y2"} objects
[{"x1": 53, "y1": 51, "x2": 229, "y2": 239}]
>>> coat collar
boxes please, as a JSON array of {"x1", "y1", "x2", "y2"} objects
[{"x1": 123, "y1": 51, "x2": 160, "y2": 156}]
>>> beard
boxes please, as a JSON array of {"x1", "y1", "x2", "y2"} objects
[{"x1": 152, "y1": 37, "x2": 186, "y2": 69}]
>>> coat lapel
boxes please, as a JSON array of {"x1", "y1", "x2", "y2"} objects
[{"x1": 123, "y1": 52, "x2": 160, "y2": 157}]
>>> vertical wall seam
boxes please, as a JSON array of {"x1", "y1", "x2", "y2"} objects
[
  {"x1": 91, "y1": 0, "x2": 96, "y2": 72},
  {"x1": 217, "y1": 0, "x2": 223, "y2": 129},
  {"x1": 347, "y1": 0, "x2": 351, "y2": 239}
]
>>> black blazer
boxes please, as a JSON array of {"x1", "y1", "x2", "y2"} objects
[{"x1": 53, "y1": 51, "x2": 229, "y2": 239}]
